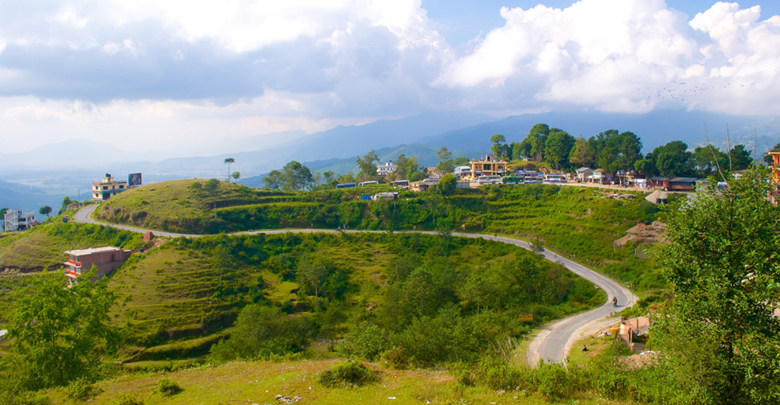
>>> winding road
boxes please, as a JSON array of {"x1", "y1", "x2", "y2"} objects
[{"x1": 75, "y1": 204, "x2": 636, "y2": 365}]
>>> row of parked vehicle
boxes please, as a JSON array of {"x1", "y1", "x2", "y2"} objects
[{"x1": 475, "y1": 173, "x2": 568, "y2": 185}]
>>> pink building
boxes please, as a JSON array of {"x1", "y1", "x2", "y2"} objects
[{"x1": 63, "y1": 247, "x2": 132, "y2": 285}]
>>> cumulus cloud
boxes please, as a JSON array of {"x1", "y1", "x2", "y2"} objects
[
  {"x1": 436, "y1": 0, "x2": 780, "y2": 115},
  {"x1": 0, "y1": 0, "x2": 778, "y2": 155}
]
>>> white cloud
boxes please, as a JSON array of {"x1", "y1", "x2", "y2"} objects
[{"x1": 436, "y1": 0, "x2": 780, "y2": 115}]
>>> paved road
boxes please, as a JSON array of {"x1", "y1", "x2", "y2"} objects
[{"x1": 75, "y1": 204, "x2": 636, "y2": 365}]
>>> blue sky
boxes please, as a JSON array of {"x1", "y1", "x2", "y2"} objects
[
  {"x1": 0, "y1": 0, "x2": 778, "y2": 155},
  {"x1": 424, "y1": 1, "x2": 780, "y2": 45}
]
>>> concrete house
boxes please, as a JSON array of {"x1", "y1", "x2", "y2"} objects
[
  {"x1": 470, "y1": 154, "x2": 507, "y2": 180},
  {"x1": 3, "y1": 210, "x2": 36, "y2": 232},
  {"x1": 376, "y1": 161, "x2": 396, "y2": 176},
  {"x1": 92, "y1": 173, "x2": 128, "y2": 202},
  {"x1": 575, "y1": 167, "x2": 593, "y2": 182},
  {"x1": 64, "y1": 246, "x2": 132, "y2": 285}
]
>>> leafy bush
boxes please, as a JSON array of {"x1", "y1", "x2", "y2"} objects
[
  {"x1": 319, "y1": 361, "x2": 379, "y2": 388},
  {"x1": 112, "y1": 393, "x2": 144, "y2": 405},
  {"x1": 338, "y1": 323, "x2": 390, "y2": 361},
  {"x1": 209, "y1": 305, "x2": 313, "y2": 362},
  {"x1": 472, "y1": 357, "x2": 524, "y2": 391},
  {"x1": 67, "y1": 378, "x2": 100, "y2": 401},
  {"x1": 155, "y1": 378, "x2": 182, "y2": 396}
]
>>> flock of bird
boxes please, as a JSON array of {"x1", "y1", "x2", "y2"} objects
[{"x1": 635, "y1": 80, "x2": 754, "y2": 103}]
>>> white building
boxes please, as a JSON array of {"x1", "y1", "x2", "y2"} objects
[
  {"x1": 453, "y1": 166, "x2": 472, "y2": 178},
  {"x1": 3, "y1": 209, "x2": 36, "y2": 232},
  {"x1": 377, "y1": 161, "x2": 396, "y2": 176}
]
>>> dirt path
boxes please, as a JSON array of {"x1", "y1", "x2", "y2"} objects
[{"x1": 75, "y1": 204, "x2": 637, "y2": 365}]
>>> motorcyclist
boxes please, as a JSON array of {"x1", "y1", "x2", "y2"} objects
[{"x1": 612, "y1": 297, "x2": 618, "y2": 307}]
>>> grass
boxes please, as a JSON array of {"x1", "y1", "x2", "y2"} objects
[
  {"x1": 0, "y1": 217, "x2": 145, "y2": 271},
  {"x1": 94, "y1": 180, "x2": 667, "y2": 292},
  {"x1": 45, "y1": 359, "x2": 632, "y2": 405}
]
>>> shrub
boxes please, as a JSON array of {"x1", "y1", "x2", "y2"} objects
[
  {"x1": 473, "y1": 357, "x2": 524, "y2": 391},
  {"x1": 379, "y1": 347, "x2": 409, "y2": 370},
  {"x1": 67, "y1": 378, "x2": 100, "y2": 401},
  {"x1": 112, "y1": 393, "x2": 144, "y2": 405},
  {"x1": 155, "y1": 378, "x2": 182, "y2": 396},
  {"x1": 319, "y1": 361, "x2": 379, "y2": 388},
  {"x1": 338, "y1": 323, "x2": 390, "y2": 361}
]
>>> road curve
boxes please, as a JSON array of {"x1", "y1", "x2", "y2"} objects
[{"x1": 75, "y1": 204, "x2": 636, "y2": 365}]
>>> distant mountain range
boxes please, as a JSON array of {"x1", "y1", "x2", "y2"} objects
[{"x1": 1, "y1": 109, "x2": 777, "y2": 211}]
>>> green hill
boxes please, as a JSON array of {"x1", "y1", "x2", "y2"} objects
[
  {"x1": 97, "y1": 179, "x2": 665, "y2": 290},
  {"x1": 109, "y1": 231, "x2": 602, "y2": 363}
]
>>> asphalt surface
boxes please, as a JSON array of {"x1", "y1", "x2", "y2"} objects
[{"x1": 75, "y1": 204, "x2": 636, "y2": 365}]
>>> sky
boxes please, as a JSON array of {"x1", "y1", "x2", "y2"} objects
[{"x1": 1, "y1": 0, "x2": 779, "y2": 155}]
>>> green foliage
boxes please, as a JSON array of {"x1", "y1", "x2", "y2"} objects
[
  {"x1": 395, "y1": 153, "x2": 421, "y2": 180},
  {"x1": 437, "y1": 173, "x2": 457, "y2": 196},
  {"x1": 67, "y1": 378, "x2": 100, "y2": 401},
  {"x1": 112, "y1": 393, "x2": 144, "y2": 405},
  {"x1": 436, "y1": 147, "x2": 455, "y2": 174},
  {"x1": 319, "y1": 361, "x2": 379, "y2": 388},
  {"x1": 4, "y1": 268, "x2": 118, "y2": 391},
  {"x1": 38, "y1": 206, "x2": 52, "y2": 217},
  {"x1": 544, "y1": 130, "x2": 575, "y2": 170},
  {"x1": 338, "y1": 323, "x2": 390, "y2": 361},
  {"x1": 155, "y1": 378, "x2": 182, "y2": 396},
  {"x1": 648, "y1": 140, "x2": 694, "y2": 178},
  {"x1": 654, "y1": 168, "x2": 780, "y2": 403},
  {"x1": 209, "y1": 305, "x2": 312, "y2": 362},
  {"x1": 356, "y1": 150, "x2": 380, "y2": 178}
]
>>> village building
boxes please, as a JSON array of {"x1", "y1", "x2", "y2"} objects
[
  {"x1": 92, "y1": 173, "x2": 128, "y2": 202},
  {"x1": 575, "y1": 167, "x2": 593, "y2": 182},
  {"x1": 3, "y1": 209, "x2": 36, "y2": 232},
  {"x1": 648, "y1": 176, "x2": 669, "y2": 189},
  {"x1": 453, "y1": 166, "x2": 472, "y2": 178},
  {"x1": 63, "y1": 246, "x2": 132, "y2": 285},
  {"x1": 470, "y1": 154, "x2": 507, "y2": 180},
  {"x1": 591, "y1": 169, "x2": 613, "y2": 184},
  {"x1": 376, "y1": 161, "x2": 396, "y2": 176},
  {"x1": 668, "y1": 177, "x2": 699, "y2": 191}
]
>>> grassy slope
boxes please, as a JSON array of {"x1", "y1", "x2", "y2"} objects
[
  {"x1": 46, "y1": 359, "x2": 630, "y2": 405},
  {"x1": 110, "y1": 232, "x2": 602, "y2": 361},
  {"x1": 97, "y1": 179, "x2": 665, "y2": 290},
  {"x1": 0, "y1": 215, "x2": 145, "y2": 271}
]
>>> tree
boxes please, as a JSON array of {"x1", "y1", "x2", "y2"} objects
[
  {"x1": 203, "y1": 179, "x2": 220, "y2": 218},
  {"x1": 5, "y1": 268, "x2": 118, "y2": 391},
  {"x1": 691, "y1": 146, "x2": 728, "y2": 180},
  {"x1": 520, "y1": 124, "x2": 551, "y2": 162},
  {"x1": 598, "y1": 130, "x2": 642, "y2": 181},
  {"x1": 38, "y1": 206, "x2": 52, "y2": 217},
  {"x1": 322, "y1": 171, "x2": 335, "y2": 186},
  {"x1": 655, "y1": 168, "x2": 780, "y2": 402},
  {"x1": 224, "y1": 158, "x2": 235, "y2": 183},
  {"x1": 436, "y1": 147, "x2": 455, "y2": 174},
  {"x1": 209, "y1": 305, "x2": 308, "y2": 361},
  {"x1": 437, "y1": 173, "x2": 457, "y2": 196},
  {"x1": 544, "y1": 130, "x2": 575, "y2": 170},
  {"x1": 262, "y1": 170, "x2": 284, "y2": 190},
  {"x1": 356, "y1": 150, "x2": 380, "y2": 179},
  {"x1": 729, "y1": 144, "x2": 753, "y2": 170},
  {"x1": 569, "y1": 136, "x2": 597, "y2": 168},
  {"x1": 281, "y1": 161, "x2": 313, "y2": 191},
  {"x1": 489, "y1": 134, "x2": 510, "y2": 160},
  {"x1": 651, "y1": 141, "x2": 693, "y2": 178},
  {"x1": 395, "y1": 154, "x2": 421, "y2": 180},
  {"x1": 61, "y1": 197, "x2": 72, "y2": 210},
  {"x1": 231, "y1": 172, "x2": 241, "y2": 183},
  {"x1": 296, "y1": 256, "x2": 328, "y2": 297},
  {"x1": 452, "y1": 157, "x2": 470, "y2": 167}
]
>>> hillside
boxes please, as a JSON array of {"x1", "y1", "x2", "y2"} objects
[
  {"x1": 97, "y1": 179, "x2": 665, "y2": 290},
  {"x1": 107, "y1": 231, "x2": 602, "y2": 362}
]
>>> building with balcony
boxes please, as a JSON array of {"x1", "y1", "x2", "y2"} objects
[
  {"x1": 92, "y1": 174, "x2": 127, "y2": 202},
  {"x1": 377, "y1": 161, "x2": 396, "y2": 176},
  {"x1": 3, "y1": 209, "x2": 36, "y2": 232},
  {"x1": 63, "y1": 246, "x2": 132, "y2": 285},
  {"x1": 470, "y1": 155, "x2": 507, "y2": 180}
]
